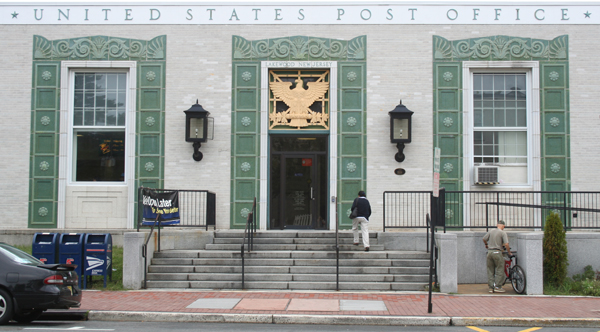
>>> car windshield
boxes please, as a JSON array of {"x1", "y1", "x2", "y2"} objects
[{"x1": 0, "y1": 244, "x2": 42, "y2": 265}]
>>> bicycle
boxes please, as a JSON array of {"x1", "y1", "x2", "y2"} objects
[{"x1": 503, "y1": 253, "x2": 527, "y2": 294}]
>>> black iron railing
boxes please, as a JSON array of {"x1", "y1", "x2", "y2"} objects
[
  {"x1": 384, "y1": 190, "x2": 600, "y2": 231},
  {"x1": 383, "y1": 191, "x2": 432, "y2": 231},
  {"x1": 241, "y1": 197, "x2": 256, "y2": 289}
]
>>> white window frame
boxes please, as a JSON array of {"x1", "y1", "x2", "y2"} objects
[
  {"x1": 462, "y1": 61, "x2": 541, "y2": 190},
  {"x1": 58, "y1": 61, "x2": 137, "y2": 228}
]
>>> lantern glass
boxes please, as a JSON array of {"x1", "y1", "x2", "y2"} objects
[
  {"x1": 393, "y1": 118, "x2": 409, "y2": 141},
  {"x1": 188, "y1": 117, "x2": 205, "y2": 141}
]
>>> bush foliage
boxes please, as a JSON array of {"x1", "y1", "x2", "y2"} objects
[
  {"x1": 545, "y1": 265, "x2": 600, "y2": 296},
  {"x1": 543, "y1": 211, "x2": 568, "y2": 287}
]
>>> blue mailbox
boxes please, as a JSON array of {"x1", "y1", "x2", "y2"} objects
[
  {"x1": 32, "y1": 233, "x2": 59, "y2": 264},
  {"x1": 58, "y1": 233, "x2": 85, "y2": 278},
  {"x1": 83, "y1": 233, "x2": 113, "y2": 289}
]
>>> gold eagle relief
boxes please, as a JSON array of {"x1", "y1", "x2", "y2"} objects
[{"x1": 269, "y1": 72, "x2": 329, "y2": 130}]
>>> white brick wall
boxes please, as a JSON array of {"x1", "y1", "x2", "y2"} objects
[{"x1": 1, "y1": 24, "x2": 598, "y2": 230}]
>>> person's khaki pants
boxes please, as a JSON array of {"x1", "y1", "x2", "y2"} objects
[
  {"x1": 352, "y1": 217, "x2": 370, "y2": 248},
  {"x1": 487, "y1": 250, "x2": 506, "y2": 289}
]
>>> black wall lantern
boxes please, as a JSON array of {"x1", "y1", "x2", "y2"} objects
[
  {"x1": 184, "y1": 100, "x2": 210, "y2": 161},
  {"x1": 389, "y1": 100, "x2": 414, "y2": 162}
]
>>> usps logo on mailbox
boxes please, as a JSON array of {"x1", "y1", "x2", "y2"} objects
[{"x1": 86, "y1": 256, "x2": 105, "y2": 275}]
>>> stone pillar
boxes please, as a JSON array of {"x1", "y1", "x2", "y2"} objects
[
  {"x1": 435, "y1": 232, "x2": 458, "y2": 293},
  {"x1": 123, "y1": 232, "x2": 154, "y2": 290},
  {"x1": 516, "y1": 232, "x2": 543, "y2": 295}
]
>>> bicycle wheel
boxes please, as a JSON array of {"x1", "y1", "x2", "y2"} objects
[{"x1": 511, "y1": 265, "x2": 526, "y2": 294}]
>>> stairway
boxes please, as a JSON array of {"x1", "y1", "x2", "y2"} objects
[{"x1": 146, "y1": 231, "x2": 430, "y2": 291}]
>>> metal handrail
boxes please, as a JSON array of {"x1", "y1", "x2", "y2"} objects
[
  {"x1": 427, "y1": 213, "x2": 437, "y2": 313},
  {"x1": 241, "y1": 197, "x2": 256, "y2": 289},
  {"x1": 142, "y1": 215, "x2": 161, "y2": 289},
  {"x1": 334, "y1": 196, "x2": 339, "y2": 291}
]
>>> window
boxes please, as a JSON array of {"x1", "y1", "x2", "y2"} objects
[
  {"x1": 72, "y1": 72, "x2": 127, "y2": 182},
  {"x1": 470, "y1": 71, "x2": 531, "y2": 186}
]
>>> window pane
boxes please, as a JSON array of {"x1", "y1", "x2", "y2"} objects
[
  {"x1": 516, "y1": 75, "x2": 526, "y2": 91},
  {"x1": 117, "y1": 110, "x2": 126, "y2": 126},
  {"x1": 107, "y1": 91, "x2": 117, "y2": 108},
  {"x1": 84, "y1": 110, "x2": 94, "y2": 126},
  {"x1": 75, "y1": 131, "x2": 125, "y2": 182},
  {"x1": 494, "y1": 75, "x2": 504, "y2": 90},
  {"x1": 482, "y1": 75, "x2": 493, "y2": 90},
  {"x1": 474, "y1": 109, "x2": 483, "y2": 127},
  {"x1": 95, "y1": 111, "x2": 106, "y2": 126},
  {"x1": 107, "y1": 74, "x2": 118, "y2": 89},
  {"x1": 106, "y1": 110, "x2": 116, "y2": 126},
  {"x1": 517, "y1": 109, "x2": 527, "y2": 127},
  {"x1": 74, "y1": 74, "x2": 84, "y2": 90},
  {"x1": 483, "y1": 109, "x2": 494, "y2": 126},
  {"x1": 95, "y1": 74, "x2": 106, "y2": 90},
  {"x1": 73, "y1": 110, "x2": 83, "y2": 126},
  {"x1": 84, "y1": 74, "x2": 95, "y2": 90},
  {"x1": 506, "y1": 109, "x2": 516, "y2": 127},
  {"x1": 494, "y1": 109, "x2": 505, "y2": 127},
  {"x1": 473, "y1": 74, "x2": 481, "y2": 90}
]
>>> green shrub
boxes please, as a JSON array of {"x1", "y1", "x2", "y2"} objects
[
  {"x1": 573, "y1": 265, "x2": 595, "y2": 282},
  {"x1": 543, "y1": 211, "x2": 568, "y2": 287}
]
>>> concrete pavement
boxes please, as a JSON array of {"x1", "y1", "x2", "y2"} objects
[{"x1": 71, "y1": 285, "x2": 600, "y2": 327}]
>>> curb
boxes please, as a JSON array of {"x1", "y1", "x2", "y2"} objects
[
  {"x1": 87, "y1": 311, "x2": 600, "y2": 327},
  {"x1": 87, "y1": 311, "x2": 451, "y2": 326},
  {"x1": 452, "y1": 317, "x2": 600, "y2": 328}
]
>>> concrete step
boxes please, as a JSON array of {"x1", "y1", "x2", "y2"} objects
[
  {"x1": 146, "y1": 273, "x2": 424, "y2": 283},
  {"x1": 207, "y1": 244, "x2": 385, "y2": 251},
  {"x1": 153, "y1": 250, "x2": 429, "y2": 260},
  {"x1": 213, "y1": 231, "x2": 377, "y2": 239},
  {"x1": 213, "y1": 238, "x2": 381, "y2": 245},
  {"x1": 151, "y1": 257, "x2": 407, "y2": 267},
  {"x1": 145, "y1": 279, "x2": 428, "y2": 292}
]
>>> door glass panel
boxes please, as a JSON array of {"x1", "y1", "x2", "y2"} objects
[{"x1": 284, "y1": 157, "x2": 313, "y2": 228}]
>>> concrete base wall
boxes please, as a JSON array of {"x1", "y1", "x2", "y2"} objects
[
  {"x1": 122, "y1": 230, "x2": 214, "y2": 290},
  {"x1": 566, "y1": 232, "x2": 600, "y2": 277},
  {"x1": 378, "y1": 231, "x2": 428, "y2": 251}
]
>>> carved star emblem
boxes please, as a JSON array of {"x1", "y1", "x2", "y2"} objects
[
  {"x1": 11, "y1": 11, "x2": 18, "y2": 18},
  {"x1": 584, "y1": 11, "x2": 592, "y2": 18}
]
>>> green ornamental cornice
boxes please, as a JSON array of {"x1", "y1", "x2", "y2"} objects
[
  {"x1": 33, "y1": 35, "x2": 166, "y2": 61},
  {"x1": 433, "y1": 35, "x2": 568, "y2": 61},
  {"x1": 233, "y1": 35, "x2": 366, "y2": 61}
]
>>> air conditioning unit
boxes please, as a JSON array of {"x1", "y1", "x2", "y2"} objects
[{"x1": 474, "y1": 165, "x2": 499, "y2": 184}]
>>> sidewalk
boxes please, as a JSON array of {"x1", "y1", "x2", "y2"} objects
[{"x1": 75, "y1": 285, "x2": 600, "y2": 327}]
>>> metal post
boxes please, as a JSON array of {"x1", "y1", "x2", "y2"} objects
[{"x1": 428, "y1": 195, "x2": 437, "y2": 313}]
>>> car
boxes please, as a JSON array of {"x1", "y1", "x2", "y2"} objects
[{"x1": 0, "y1": 242, "x2": 82, "y2": 325}]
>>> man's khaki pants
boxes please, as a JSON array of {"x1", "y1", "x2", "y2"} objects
[{"x1": 487, "y1": 250, "x2": 506, "y2": 289}]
